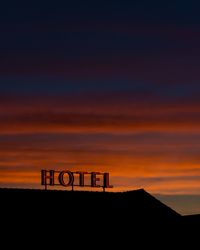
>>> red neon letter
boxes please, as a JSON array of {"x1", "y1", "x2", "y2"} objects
[
  {"x1": 103, "y1": 173, "x2": 113, "y2": 188},
  {"x1": 58, "y1": 171, "x2": 74, "y2": 186},
  {"x1": 91, "y1": 172, "x2": 101, "y2": 187},
  {"x1": 76, "y1": 171, "x2": 88, "y2": 186},
  {"x1": 41, "y1": 170, "x2": 55, "y2": 186}
]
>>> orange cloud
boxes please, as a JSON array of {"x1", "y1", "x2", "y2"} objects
[
  {"x1": 1, "y1": 93, "x2": 200, "y2": 134},
  {"x1": 1, "y1": 94, "x2": 200, "y2": 193}
]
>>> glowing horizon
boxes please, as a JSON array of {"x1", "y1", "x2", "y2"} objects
[{"x1": 1, "y1": 92, "x2": 200, "y2": 194}]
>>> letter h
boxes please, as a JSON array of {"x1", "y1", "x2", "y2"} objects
[{"x1": 41, "y1": 170, "x2": 55, "y2": 190}]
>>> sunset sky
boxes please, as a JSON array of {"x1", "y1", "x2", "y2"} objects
[{"x1": 1, "y1": 1, "x2": 200, "y2": 214}]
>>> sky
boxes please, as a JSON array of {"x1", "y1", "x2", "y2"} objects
[{"x1": 1, "y1": 0, "x2": 200, "y2": 214}]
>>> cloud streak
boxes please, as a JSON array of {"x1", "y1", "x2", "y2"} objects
[{"x1": 0, "y1": 93, "x2": 200, "y2": 134}]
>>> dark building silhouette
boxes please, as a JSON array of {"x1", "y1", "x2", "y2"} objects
[{"x1": 0, "y1": 188, "x2": 199, "y2": 247}]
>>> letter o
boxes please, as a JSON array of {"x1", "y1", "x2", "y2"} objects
[{"x1": 58, "y1": 171, "x2": 74, "y2": 186}]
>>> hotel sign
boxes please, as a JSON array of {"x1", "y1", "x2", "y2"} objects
[{"x1": 41, "y1": 170, "x2": 113, "y2": 191}]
